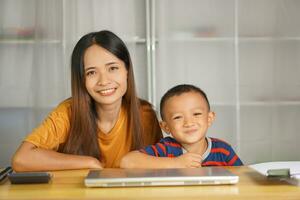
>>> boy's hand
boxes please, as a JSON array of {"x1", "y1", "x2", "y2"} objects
[{"x1": 173, "y1": 153, "x2": 202, "y2": 168}]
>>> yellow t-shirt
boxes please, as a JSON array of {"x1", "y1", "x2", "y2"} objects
[{"x1": 24, "y1": 99, "x2": 162, "y2": 168}]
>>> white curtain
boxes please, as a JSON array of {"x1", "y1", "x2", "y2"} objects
[
  {"x1": 1, "y1": 0, "x2": 299, "y2": 167},
  {"x1": 155, "y1": 0, "x2": 300, "y2": 165},
  {"x1": 0, "y1": 0, "x2": 145, "y2": 166}
]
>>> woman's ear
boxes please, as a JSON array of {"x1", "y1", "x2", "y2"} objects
[
  {"x1": 208, "y1": 111, "x2": 216, "y2": 127},
  {"x1": 159, "y1": 121, "x2": 171, "y2": 135}
]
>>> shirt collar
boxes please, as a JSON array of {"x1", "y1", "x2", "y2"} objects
[{"x1": 181, "y1": 137, "x2": 211, "y2": 161}]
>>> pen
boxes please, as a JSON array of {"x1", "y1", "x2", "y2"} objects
[{"x1": 0, "y1": 166, "x2": 13, "y2": 182}]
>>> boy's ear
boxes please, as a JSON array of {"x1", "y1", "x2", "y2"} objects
[
  {"x1": 208, "y1": 111, "x2": 216, "y2": 127},
  {"x1": 159, "y1": 121, "x2": 171, "y2": 135}
]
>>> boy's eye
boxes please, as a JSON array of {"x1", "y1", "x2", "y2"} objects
[
  {"x1": 194, "y1": 112, "x2": 202, "y2": 116},
  {"x1": 173, "y1": 116, "x2": 182, "y2": 120}
]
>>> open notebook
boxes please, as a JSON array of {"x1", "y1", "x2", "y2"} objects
[{"x1": 84, "y1": 167, "x2": 239, "y2": 187}]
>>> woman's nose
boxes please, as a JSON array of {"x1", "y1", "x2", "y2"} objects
[{"x1": 97, "y1": 72, "x2": 110, "y2": 86}]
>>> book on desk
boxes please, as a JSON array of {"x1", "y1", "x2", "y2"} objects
[{"x1": 250, "y1": 161, "x2": 300, "y2": 186}]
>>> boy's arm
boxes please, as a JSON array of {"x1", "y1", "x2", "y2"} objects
[
  {"x1": 12, "y1": 142, "x2": 103, "y2": 172},
  {"x1": 226, "y1": 145, "x2": 243, "y2": 166},
  {"x1": 120, "y1": 150, "x2": 202, "y2": 169}
]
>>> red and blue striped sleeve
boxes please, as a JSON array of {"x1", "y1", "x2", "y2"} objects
[
  {"x1": 202, "y1": 138, "x2": 243, "y2": 166},
  {"x1": 139, "y1": 137, "x2": 183, "y2": 157}
]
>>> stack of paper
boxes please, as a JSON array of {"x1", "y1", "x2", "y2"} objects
[{"x1": 249, "y1": 161, "x2": 300, "y2": 186}]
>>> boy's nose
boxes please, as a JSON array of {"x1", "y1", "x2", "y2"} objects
[{"x1": 183, "y1": 118, "x2": 195, "y2": 127}]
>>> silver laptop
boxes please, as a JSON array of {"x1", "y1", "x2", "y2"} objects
[{"x1": 84, "y1": 167, "x2": 239, "y2": 187}]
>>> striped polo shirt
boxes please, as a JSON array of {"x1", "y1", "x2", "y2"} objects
[{"x1": 140, "y1": 136, "x2": 243, "y2": 166}]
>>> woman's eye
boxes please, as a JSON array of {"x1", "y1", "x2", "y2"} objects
[
  {"x1": 109, "y1": 66, "x2": 119, "y2": 71},
  {"x1": 86, "y1": 71, "x2": 96, "y2": 76}
]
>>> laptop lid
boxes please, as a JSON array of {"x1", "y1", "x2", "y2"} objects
[{"x1": 84, "y1": 167, "x2": 239, "y2": 187}]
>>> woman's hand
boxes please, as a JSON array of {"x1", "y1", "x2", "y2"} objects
[{"x1": 88, "y1": 157, "x2": 103, "y2": 169}]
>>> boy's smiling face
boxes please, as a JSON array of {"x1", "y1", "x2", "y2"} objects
[{"x1": 160, "y1": 91, "x2": 215, "y2": 150}]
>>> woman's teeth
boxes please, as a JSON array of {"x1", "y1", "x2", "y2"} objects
[{"x1": 99, "y1": 88, "x2": 115, "y2": 95}]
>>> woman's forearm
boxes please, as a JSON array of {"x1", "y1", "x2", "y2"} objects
[{"x1": 12, "y1": 142, "x2": 102, "y2": 172}]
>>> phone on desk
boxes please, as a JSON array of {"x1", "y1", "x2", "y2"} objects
[{"x1": 8, "y1": 172, "x2": 51, "y2": 184}]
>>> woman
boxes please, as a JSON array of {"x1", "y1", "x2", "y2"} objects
[{"x1": 12, "y1": 30, "x2": 162, "y2": 171}]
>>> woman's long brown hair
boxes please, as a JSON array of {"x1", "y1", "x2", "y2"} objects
[{"x1": 61, "y1": 30, "x2": 144, "y2": 160}]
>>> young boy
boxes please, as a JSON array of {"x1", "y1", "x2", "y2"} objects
[{"x1": 120, "y1": 84, "x2": 243, "y2": 168}]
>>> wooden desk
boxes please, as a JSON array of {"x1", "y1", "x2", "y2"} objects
[{"x1": 1, "y1": 167, "x2": 299, "y2": 200}]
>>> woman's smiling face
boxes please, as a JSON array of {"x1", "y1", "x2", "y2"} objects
[{"x1": 84, "y1": 44, "x2": 128, "y2": 107}]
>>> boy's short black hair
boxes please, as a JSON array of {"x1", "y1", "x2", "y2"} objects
[{"x1": 160, "y1": 84, "x2": 210, "y2": 120}]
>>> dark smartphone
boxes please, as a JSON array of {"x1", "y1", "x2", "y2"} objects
[
  {"x1": 8, "y1": 172, "x2": 51, "y2": 184},
  {"x1": 0, "y1": 166, "x2": 13, "y2": 182}
]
